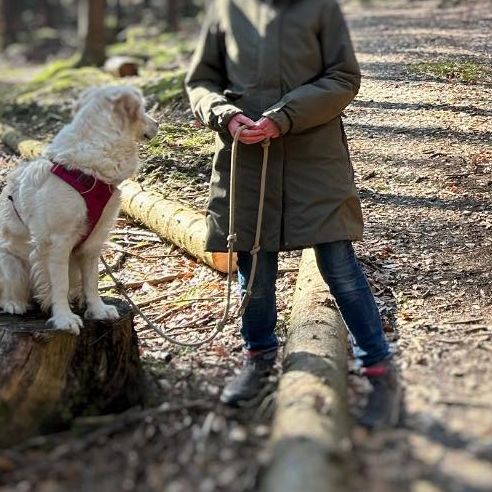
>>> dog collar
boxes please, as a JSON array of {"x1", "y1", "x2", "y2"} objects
[{"x1": 51, "y1": 163, "x2": 115, "y2": 249}]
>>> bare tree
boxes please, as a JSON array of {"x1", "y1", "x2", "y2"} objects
[
  {"x1": 166, "y1": 0, "x2": 179, "y2": 32},
  {"x1": 0, "y1": 0, "x2": 20, "y2": 50},
  {"x1": 78, "y1": 0, "x2": 107, "y2": 66},
  {"x1": 38, "y1": 0, "x2": 61, "y2": 28}
]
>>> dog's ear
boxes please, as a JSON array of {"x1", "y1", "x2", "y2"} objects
[
  {"x1": 109, "y1": 89, "x2": 144, "y2": 124},
  {"x1": 73, "y1": 87, "x2": 98, "y2": 116}
]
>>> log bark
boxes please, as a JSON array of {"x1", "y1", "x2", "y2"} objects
[
  {"x1": 0, "y1": 298, "x2": 144, "y2": 448},
  {"x1": 119, "y1": 180, "x2": 234, "y2": 273},
  {"x1": 260, "y1": 249, "x2": 351, "y2": 492},
  {"x1": 0, "y1": 122, "x2": 45, "y2": 159},
  {"x1": 0, "y1": 123, "x2": 234, "y2": 274},
  {"x1": 78, "y1": 0, "x2": 107, "y2": 67}
]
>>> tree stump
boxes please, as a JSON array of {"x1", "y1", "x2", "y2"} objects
[{"x1": 0, "y1": 298, "x2": 144, "y2": 448}]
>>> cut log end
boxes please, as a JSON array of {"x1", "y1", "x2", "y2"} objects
[
  {"x1": 211, "y1": 251, "x2": 237, "y2": 274},
  {"x1": 104, "y1": 56, "x2": 140, "y2": 77},
  {"x1": 0, "y1": 298, "x2": 144, "y2": 448}
]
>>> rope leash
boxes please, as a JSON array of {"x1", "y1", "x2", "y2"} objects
[
  {"x1": 102, "y1": 126, "x2": 270, "y2": 347},
  {"x1": 101, "y1": 255, "x2": 222, "y2": 347}
]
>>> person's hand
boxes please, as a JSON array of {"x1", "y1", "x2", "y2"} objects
[
  {"x1": 228, "y1": 113, "x2": 266, "y2": 145},
  {"x1": 253, "y1": 117, "x2": 281, "y2": 139}
]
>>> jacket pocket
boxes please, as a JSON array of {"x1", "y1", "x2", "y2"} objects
[{"x1": 340, "y1": 120, "x2": 355, "y2": 178}]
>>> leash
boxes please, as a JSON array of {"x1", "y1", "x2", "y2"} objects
[
  {"x1": 102, "y1": 126, "x2": 270, "y2": 347},
  {"x1": 101, "y1": 255, "x2": 222, "y2": 347},
  {"x1": 235, "y1": 128, "x2": 270, "y2": 316}
]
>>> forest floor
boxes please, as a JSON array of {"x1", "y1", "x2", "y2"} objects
[{"x1": 0, "y1": 0, "x2": 491, "y2": 491}]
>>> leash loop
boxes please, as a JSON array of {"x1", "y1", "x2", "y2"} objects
[{"x1": 101, "y1": 124, "x2": 270, "y2": 347}]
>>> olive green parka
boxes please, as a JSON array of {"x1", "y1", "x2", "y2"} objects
[{"x1": 185, "y1": 0, "x2": 363, "y2": 252}]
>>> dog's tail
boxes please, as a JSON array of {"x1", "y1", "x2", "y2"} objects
[{"x1": 0, "y1": 248, "x2": 30, "y2": 314}]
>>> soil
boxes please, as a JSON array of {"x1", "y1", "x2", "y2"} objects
[{"x1": 0, "y1": 1, "x2": 491, "y2": 491}]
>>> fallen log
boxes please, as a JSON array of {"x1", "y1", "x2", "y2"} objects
[
  {"x1": 0, "y1": 122, "x2": 234, "y2": 274},
  {"x1": 119, "y1": 180, "x2": 233, "y2": 273},
  {"x1": 260, "y1": 249, "x2": 351, "y2": 492},
  {"x1": 0, "y1": 298, "x2": 144, "y2": 448},
  {"x1": 0, "y1": 122, "x2": 44, "y2": 159}
]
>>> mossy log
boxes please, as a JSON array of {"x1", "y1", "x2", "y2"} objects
[
  {"x1": 0, "y1": 298, "x2": 144, "y2": 448},
  {"x1": 119, "y1": 180, "x2": 234, "y2": 273},
  {"x1": 0, "y1": 122, "x2": 45, "y2": 159},
  {"x1": 0, "y1": 121, "x2": 234, "y2": 274},
  {"x1": 260, "y1": 249, "x2": 350, "y2": 492}
]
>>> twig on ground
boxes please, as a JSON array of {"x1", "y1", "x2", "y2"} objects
[
  {"x1": 442, "y1": 317, "x2": 484, "y2": 325},
  {"x1": 99, "y1": 274, "x2": 181, "y2": 292}
]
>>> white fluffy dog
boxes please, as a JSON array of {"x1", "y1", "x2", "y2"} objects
[{"x1": 0, "y1": 85, "x2": 159, "y2": 334}]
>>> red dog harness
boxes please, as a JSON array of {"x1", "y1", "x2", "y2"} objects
[{"x1": 51, "y1": 164, "x2": 115, "y2": 249}]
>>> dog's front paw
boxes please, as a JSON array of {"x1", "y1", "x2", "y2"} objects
[
  {"x1": 0, "y1": 300, "x2": 29, "y2": 315},
  {"x1": 47, "y1": 312, "x2": 83, "y2": 335},
  {"x1": 85, "y1": 303, "x2": 120, "y2": 321}
]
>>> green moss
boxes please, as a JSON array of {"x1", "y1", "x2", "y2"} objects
[
  {"x1": 13, "y1": 57, "x2": 186, "y2": 107},
  {"x1": 139, "y1": 69, "x2": 186, "y2": 103},
  {"x1": 410, "y1": 61, "x2": 492, "y2": 84},
  {"x1": 108, "y1": 29, "x2": 192, "y2": 69},
  {"x1": 29, "y1": 55, "x2": 80, "y2": 85},
  {"x1": 17, "y1": 63, "x2": 114, "y2": 105},
  {"x1": 147, "y1": 120, "x2": 214, "y2": 158}
]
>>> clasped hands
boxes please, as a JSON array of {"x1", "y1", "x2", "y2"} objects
[{"x1": 228, "y1": 113, "x2": 280, "y2": 144}]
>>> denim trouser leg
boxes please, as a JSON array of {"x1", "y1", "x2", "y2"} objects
[
  {"x1": 237, "y1": 251, "x2": 279, "y2": 351},
  {"x1": 314, "y1": 241, "x2": 390, "y2": 367}
]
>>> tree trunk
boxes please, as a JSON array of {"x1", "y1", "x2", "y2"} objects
[
  {"x1": 0, "y1": 0, "x2": 19, "y2": 50},
  {"x1": 78, "y1": 0, "x2": 107, "y2": 66},
  {"x1": 0, "y1": 298, "x2": 144, "y2": 447},
  {"x1": 166, "y1": 0, "x2": 179, "y2": 32},
  {"x1": 38, "y1": 0, "x2": 58, "y2": 28}
]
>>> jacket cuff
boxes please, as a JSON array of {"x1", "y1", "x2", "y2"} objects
[
  {"x1": 211, "y1": 103, "x2": 242, "y2": 131},
  {"x1": 262, "y1": 106, "x2": 291, "y2": 135}
]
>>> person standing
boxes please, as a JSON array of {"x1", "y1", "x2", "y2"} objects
[{"x1": 185, "y1": 0, "x2": 400, "y2": 428}]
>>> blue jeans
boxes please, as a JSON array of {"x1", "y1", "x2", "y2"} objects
[{"x1": 237, "y1": 241, "x2": 390, "y2": 367}]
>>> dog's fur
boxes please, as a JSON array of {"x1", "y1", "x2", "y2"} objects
[{"x1": 0, "y1": 85, "x2": 158, "y2": 334}]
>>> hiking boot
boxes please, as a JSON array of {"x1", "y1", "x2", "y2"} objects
[
  {"x1": 220, "y1": 349, "x2": 277, "y2": 406},
  {"x1": 358, "y1": 358, "x2": 402, "y2": 429}
]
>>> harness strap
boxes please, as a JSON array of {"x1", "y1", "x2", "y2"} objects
[{"x1": 51, "y1": 164, "x2": 115, "y2": 249}]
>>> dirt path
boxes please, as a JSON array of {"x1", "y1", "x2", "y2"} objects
[
  {"x1": 1, "y1": 1, "x2": 491, "y2": 491},
  {"x1": 345, "y1": 1, "x2": 492, "y2": 490}
]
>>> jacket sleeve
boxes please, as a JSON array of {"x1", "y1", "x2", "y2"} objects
[
  {"x1": 263, "y1": 0, "x2": 361, "y2": 135},
  {"x1": 185, "y1": 2, "x2": 241, "y2": 132}
]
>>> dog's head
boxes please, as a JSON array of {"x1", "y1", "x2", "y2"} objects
[{"x1": 74, "y1": 85, "x2": 159, "y2": 141}]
